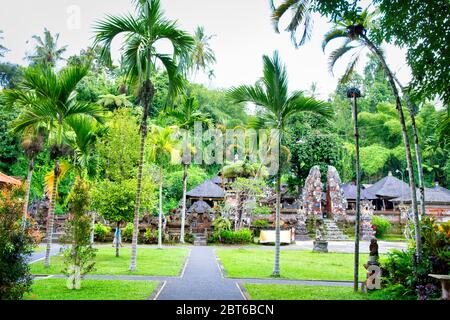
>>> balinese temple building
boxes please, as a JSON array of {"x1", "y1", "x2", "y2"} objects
[
  {"x1": 365, "y1": 171, "x2": 411, "y2": 211},
  {"x1": 340, "y1": 182, "x2": 378, "y2": 211},
  {"x1": 184, "y1": 179, "x2": 226, "y2": 233},
  {"x1": 186, "y1": 179, "x2": 225, "y2": 207},
  {"x1": 391, "y1": 184, "x2": 450, "y2": 220}
]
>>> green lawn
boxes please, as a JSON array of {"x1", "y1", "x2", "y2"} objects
[
  {"x1": 31, "y1": 247, "x2": 189, "y2": 276},
  {"x1": 377, "y1": 234, "x2": 406, "y2": 241},
  {"x1": 245, "y1": 284, "x2": 369, "y2": 300},
  {"x1": 33, "y1": 246, "x2": 46, "y2": 252},
  {"x1": 25, "y1": 278, "x2": 158, "y2": 300},
  {"x1": 216, "y1": 249, "x2": 369, "y2": 281}
]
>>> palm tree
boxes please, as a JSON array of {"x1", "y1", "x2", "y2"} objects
[
  {"x1": 322, "y1": 9, "x2": 422, "y2": 261},
  {"x1": 20, "y1": 128, "x2": 45, "y2": 229},
  {"x1": 0, "y1": 30, "x2": 8, "y2": 57},
  {"x1": 184, "y1": 26, "x2": 216, "y2": 80},
  {"x1": 392, "y1": 76, "x2": 426, "y2": 217},
  {"x1": 270, "y1": 0, "x2": 314, "y2": 48},
  {"x1": 26, "y1": 28, "x2": 67, "y2": 69},
  {"x1": 94, "y1": 0, "x2": 194, "y2": 271},
  {"x1": 166, "y1": 93, "x2": 212, "y2": 243},
  {"x1": 3, "y1": 64, "x2": 105, "y2": 267},
  {"x1": 228, "y1": 51, "x2": 332, "y2": 276},
  {"x1": 147, "y1": 125, "x2": 177, "y2": 248}
]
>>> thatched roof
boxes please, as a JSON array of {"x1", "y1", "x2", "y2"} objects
[
  {"x1": 186, "y1": 180, "x2": 225, "y2": 199},
  {"x1": 0, "y1": 172, "x2": 21, "y2": 186},
  {"x1": 187, "y1": 200, "x2": 212, "y2": 214},
  {"x1": 432, "y1": 183, "x2": 450, "y2": 195},
  {"x1": 341, "y1": 183, "x2": 377, "y2": 200},
  {"x1": 391, "y1": 187, "x2": 450, "y2": 204},
  {"x1": 365, "y1": 171, "x2": 410, "y2": 198}
]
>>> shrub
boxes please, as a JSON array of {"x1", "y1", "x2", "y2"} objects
[
  {"x1": 0, "y1": 185, "x2": 34, "y2": 300},
  {"x1": 379, "y1": 217, "x2": 449, "y2": 300},
  {"x1": 216, "y1": 229, "x2": 253, "y2": 244},
  {"x1": 143, "y1": 228, "x2": 158, "y2": 244},
  {"x1": 121, "y1": 222, "x2": 134, "y2": 242},
  {"x1": 94, "y1": 223, "x2": 111, "y2": 242},
  {"x1": 252, "y1": 219, "x2": 270, "y2": 228},
  {"x1": 61, "y1": 178, "x2": 96, "y2": 290},
  {"x1": 252, "y1": 205, "x2": 272, "y2": 215},
  {"x1": 372, "y1": 216, "x2": 391, "y2": 237}
]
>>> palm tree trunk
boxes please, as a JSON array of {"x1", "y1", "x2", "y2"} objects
[
  {"x1": 351, "y1": 94, "x2": 361, "y2": 292},
  {"x1": 129, "y1": 78, "x2": 155, "y2": 271},
  {"x1": 21, "y1": 157, "x2": 34, "y2": 230},
  {"x1": 393, "y1": 76, "x2": 426, "y2": 216},
  {"x1": 362, "y1": 34, "x2": 422, "y2": 262},
  {"x1": 272, "y1": 133, "x2": 281, "y2": 277},
  {"x1": 180, "y1": 163, "x2": 188, "y2": 243},
  {"x1": 158, "y1": 180, "x2": 163, "y2": 249},
  {"x1": 44, "y1": 159, "x2": 60, "y2": 268},
  {"x1": 90, "y1": 211, "x2": 95, "y2": 245}
]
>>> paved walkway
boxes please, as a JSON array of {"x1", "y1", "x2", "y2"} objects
[
  {"x1": 28, "y1": 244, "x2": 62, "y2": 264},
  {"x1": 156, "y1": 246, "x2": 244, "y2": 300}
]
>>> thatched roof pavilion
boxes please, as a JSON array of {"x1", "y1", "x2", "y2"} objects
[
  {"x1": 186, "y1": 180, "x2": 225, "y2": 200},
  {"x1": 391, "y1": 187, "x2": 450, "y2": 205},
  {"x1": 366, "y1": 171, "x2": 410, "y2": 199},
  {"x1": 341, "y1": 182, "x2": 377, "y2": 200}
]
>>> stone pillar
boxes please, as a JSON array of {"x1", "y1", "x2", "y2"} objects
[
  {"x1": 303, "y1": 166, "x2": 328, "y2": 252},
  {"x1": 295, "y1": 199, "x2": 309, "y2": 240},
  {"x1": 326, "y1": 166, "x2": 347, "y2": 222},
  {"x1": 361, "y1": 200, "x2": 375, "y2": 240}
]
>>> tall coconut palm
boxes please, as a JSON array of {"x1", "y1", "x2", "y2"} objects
[
  {"x1": 147, "y1": 125, "x2": 177, "y2": 248},
  {"x1": 166, "y1": 93, "x2": 212, "y2": 243},
  {"x1": 392, "y1": 77, "x2": 426, "y2": 217},
  {"x1": 270, "y1": 0, "x2": 315, "y2": 48},
  {"x1": 20, "y1": 128, "x2": 45, "y2": 229},
  {"x1": 322, "y1": 9, "x2": 422, "y2": 261},
  {"x1": 26, "y1": 28, "x2": 67, "y2": 69},
  {"x1": 184, "y1": 26, "x2": 216, "y2": 79},
  {"x1": 3, "y1": 64, "x2": 105, "y2": 267},
  {"x1": 0, "y1": 30, "x2": 8, "y2": 57},
  {"x1": 228, "y1": 51, "x2": 332, "y2": 276},
  {"x1": 94, "y1": 0, "x2": 194, "y2": 271}
]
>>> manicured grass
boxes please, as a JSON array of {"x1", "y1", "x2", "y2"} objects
[
  {"x1": 245, "y1": 284, "x2": 369, "y2": 300},
  {"x1": 24, "y1": 278, "x2": 158, "y2": 300},
  {"x1": 33, "y1": 246, "x2": 46, "y2": 252},
  {"x1": 377, "y1": 234, "x2": 406, "y2": 241},
  {"x1": 216, "y1": 249, "x2": 368, "y2": 281},
  {"x1": 31, "y1": 247, "x2": 189, "y2": 276}
]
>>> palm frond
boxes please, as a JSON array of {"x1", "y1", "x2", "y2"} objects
[
  {"x1": 322, "y1": 27, "x2": 348, "y2": 52},
  {"x1": 44, "y1": 160, "x2": 72, "y2": 199},
  {"x1": 328, "y1": 40, "x2": 357, "y2": 74}
]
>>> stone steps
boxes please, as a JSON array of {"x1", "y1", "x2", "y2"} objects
[
  {"x1": 323, "y1": 219, "x2": 349, "y2": 241},
  {"x1": 193, "y1": 233, "x2": 207, "y2": 246}
]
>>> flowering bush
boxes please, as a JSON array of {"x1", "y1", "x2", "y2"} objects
[
  {"x1": 0, "y1": 185, "x2": 34, "y2": 300},
  {"x1": 377, "y1": 217, "x2": 449, "y2": 300}
]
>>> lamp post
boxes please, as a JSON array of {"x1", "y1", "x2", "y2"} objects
[{"x1": 347, "y1": 87, "x2": 362, "y2": 292}]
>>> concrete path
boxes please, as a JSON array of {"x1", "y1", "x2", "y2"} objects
[
  {"x1": 28, "y1": 244, "x2": 62, "y2": 264},
  {"x1": 156, "y1": 246, "x2": 245, "y2": 300}
]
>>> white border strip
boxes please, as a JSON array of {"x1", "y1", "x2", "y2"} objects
[
  {"x1": 153, "y1": 281, "x2": 167, "y2": 300},
  {"x1": 235, "y1": 282, "x2": 247, "y2": 300}
]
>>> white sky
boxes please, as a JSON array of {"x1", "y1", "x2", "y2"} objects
[{"x1": 0, "y1": 0, "x2": 412, "y2": 100}]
